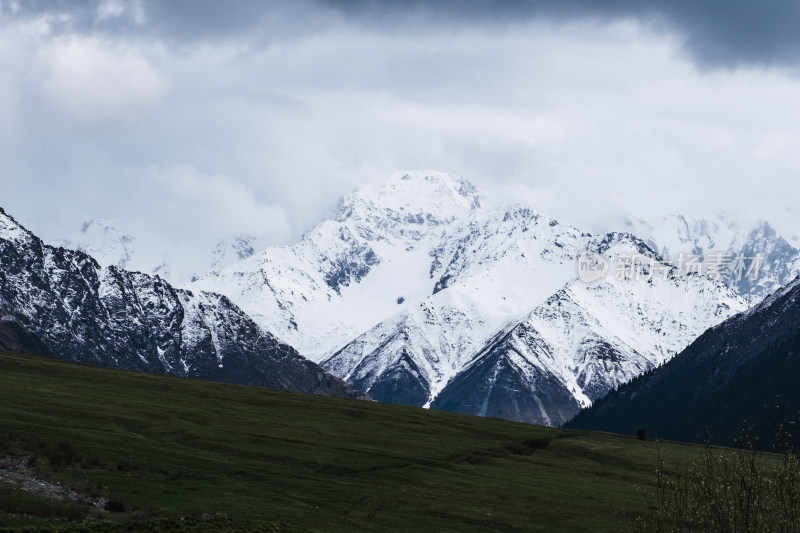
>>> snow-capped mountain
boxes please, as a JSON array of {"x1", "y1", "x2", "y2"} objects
[
  {"x1": 320, "y1": 203, "x2": 594, "y2": 409},
  {"x1": 50, "y1": 219, "x2": 261, "y2": 286},
  {"x1": 17, "y1": 171, "x2": 789, "y2": 426},
  {"x1": 431, "y1": 234, "x2": 745, "y2": 425},
  {"x1": 327, "y1": 227, "x2": 744, "y2": 425},
  {"x1": 209, "y1": 235, "x2": 259, "y2": 271},
  {"x1": 568, "y1": 276, "x2": 800, "y2": 447},
  {"x1": 190, "y1": 171, "x2": 746, "y2": 425},
  {"x1": 191, "y1": 171, "x2": 487, "y2": 360},
  {"x1": 53, "y1": 218, "x2": 136, "y2": 270},
  {"x1": 626, "y1": 214, "x2": 800, "y2": 302},
  {"x1": 0, "y1": 207, "x2": 364, "y2": 399}
]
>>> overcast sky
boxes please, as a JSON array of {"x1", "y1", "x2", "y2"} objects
[{"x1": 2, "y1": 0, "x2": 800, "y2": 275}]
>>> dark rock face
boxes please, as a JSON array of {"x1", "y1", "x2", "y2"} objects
[
  {"x1": 567, "y1": 277, "x2": 800, "y2": 447},
  {"x1": 0, "y1": 309, "x2": 50, "y2": 356},
  {"x1": 323, "y1": 227, "x2": 380, "y2": 294},
  {"x1": 353, "y1": 352, "x2": 430, "y2": 407},
  {"x1": 431, "y1": 330, "x2": 581, "y2": 425},
  {"x1": 323, "y1": 334, "x2": 433, "y2": 407},
  {"x1": 575, "y1": 338, "x2": 630, "y2": 401},
  {"x1": 735, "y1": 222, "x2": 799, "y2": 298},
  {"x1": 0, "y1": 207, "x2": 365, "y2": 400}
]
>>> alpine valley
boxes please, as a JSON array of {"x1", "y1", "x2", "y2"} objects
[
  {"x1": 12, "y1": 171, "x2": 800, "y2": 427},
  {"x1": 188, "y1": 171, "x2": 781, "y2": 426}
]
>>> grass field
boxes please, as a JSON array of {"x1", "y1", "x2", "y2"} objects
[{"x1": 0, "y1": 349, "x2": 705, "y2": 532}]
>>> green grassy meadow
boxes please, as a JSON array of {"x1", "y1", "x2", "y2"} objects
[{"x1": 0, "y1": 350, "x2": 703, "y2": 532}]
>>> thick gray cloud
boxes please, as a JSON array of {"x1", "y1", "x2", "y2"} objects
[
  {"x1": 1, "y1": 0, "x2": 331, "y2": 44},
  {"x1": 9, "y1": 0, "x2": 800, "y2": 68},
  {"x1": 323, "y1": 0, "x2": 800, "y2": 69},
  {"x1": 2, "y1": 0, "x2": 800, "y2": 282}
]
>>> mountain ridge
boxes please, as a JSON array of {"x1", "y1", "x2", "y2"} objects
[
  {"x1": 627, "y1": 214, "x2": 800, "y2": 302},
  {"x1": 0, "y1": 206, "x2": 365, "y2": 400},
  {"x1": 190, "y1": 172, "x2": 747, "y2": 425},
  {"x1": 23, "y1": 171, "x2": 793, "y2": 427},
  {"x1": 567, "y1": 276, "x2": 800, "y2": 446}
]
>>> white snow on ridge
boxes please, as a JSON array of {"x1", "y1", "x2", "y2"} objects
[
  {"x1": 520, "y1": 244, "x2": 747, "y2": 404},
  {"x1": 341, "y1": 170, "x2": 481, "y2": 231},
  {"x1": 627, "y1": 214, "x2": 744, "y2": 259},
  {"x1": 627, "y1": 214, "x2": 800, "y2": 302},
  {"x1": 190, "y1": 171, "x2": 490, "y2": 361},
  {"x1": 29, "y1": 170, "x2": 779, "y2": 424},
  {"x1": 323, "y1": 285, "x2": 524, "y2": 407},
  {"x1": 328, "y1": 229, "x2": 746, "y2": 417},
  {"x1": 191, "y1": 172, "x2": 594, "y2": 363},
  {"x1": 189, "y1": 172, "x2": 751, "y2": 423},
  {"x1": 47, "y1": 217, "x2": 261, "y2": 286},
  {"x1": 0, "y1": 209, "x2": 34, "y2": 245},
  {"x1": 56, "y1": 218, "x2": 136, "y2": 270}
]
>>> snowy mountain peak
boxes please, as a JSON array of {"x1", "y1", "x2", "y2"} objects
[
  {"x1": 336, "y1": 171, "x2": 481, "y2": 242},
  {"x1": 0, "y1": 208, "x2": 34, "y2": 245},
  {"x1": 740, "y1": 274, "x2": 800, "y2": 320},
  {"x1": 209, "y1": 235, "x2": 258, "y2": 271},
  {"x1": 746, "y1": 220, "x2": 779, "y2": 242},
  {"x1": 627, "y1": 213, "x2": 740, "y2": 258},
  {"x1": 81, "y1": 218, "x2": 124, "y2": 237},
  {"x1": 346, "y1": 170, "x2": 480, "y2": 215},
  {"x1": 627, "y1": 214, "x2": 800, "y2": 301},
  {"x1": 50, "y1": 217, "x2": 136, "y2": 271},
  {"x1": 184, "y1": 171, "x2": 775, "y2": 426},
  {"x1": 593, "y1": 231, "x2": 660, "y2": 260}
]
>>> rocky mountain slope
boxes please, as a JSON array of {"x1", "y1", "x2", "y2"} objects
[
  {"x1": 192, "y1": 171, "x2": 492, "y2": 360},
  {"x1": 627, "y1": 214, "x2": 800, "y2": 303},
  {"x1": 568, "y1": 276, "x2": 800, "y2": 447},
  {"x1": 51, "y1": 218, "x2": 261, "y2": 285},
  {"x1": 330, "y1": 231, "x2": 744, "y2": 425},
  {"x1": 191, "y1": 172, "x2": 746, "y2": 424},
  {"x1": 0, "y1": 207, "x2": 363, "y2": 399}
]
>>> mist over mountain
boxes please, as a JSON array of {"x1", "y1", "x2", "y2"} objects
[
  {"x1": 627, "y1": 215, "x2": 800, "y2": 303},
  {"x1": 49, "y1": 218, "x2": 264, "y2": 286},
  {"x1": 0, "y1": 207, "x2": 364, "y2": 400},
  {"x1": 189, "y1": 171, "x2": 750, "y2": 424},
  {"x1": 16, "y1": 171, "x2": 800, "y2": 427}
]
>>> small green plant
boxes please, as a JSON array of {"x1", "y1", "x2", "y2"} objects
[{"x1": 634, "y1": 427, "x2": 800, "y2": 532}]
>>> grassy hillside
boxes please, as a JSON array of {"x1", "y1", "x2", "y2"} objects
[{"x1": 0, "y1": 350, "x2": 699, "y2": 532}]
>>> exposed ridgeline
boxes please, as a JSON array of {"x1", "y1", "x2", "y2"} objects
[
  {"x1": 568, "y1": 277, "x2": 800, "y2": 448},
  {"x1": 192, "y1": 171, "x2": 746, "y2": 425},
  {"x1": 0, "y1": 207, "x2": 365, "y2": 399}
]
